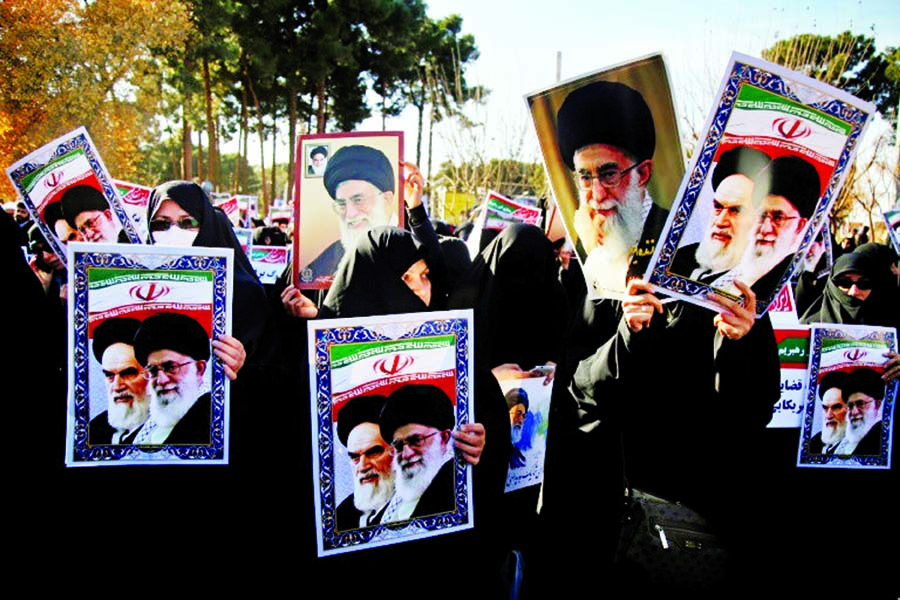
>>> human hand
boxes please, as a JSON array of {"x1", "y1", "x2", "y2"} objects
[
  {"x1": 491, "y1": 363, "x2": 528, "y2": 381},
  {"x1": 401, "y1": 161, "x2": 424, "y2": 209},
  {"x1": 529, "y1": 362, "x2": 556, "y2": 385},
  {"x1": 622, "y1": 278, "x2": 663, "y2": 332},
  {"x1": 709, "y1": 280, "x2": 756, "y2": 340},
  {"x1": 882, "y1": 351, "x2": 900, "y2": 383},
  {"x1": 212, "y1": 334, "x2": 246, "y2": 381},
  {"x1": 281, "y1": 284, "x2": 319, "y2": 319},
  {"x1": 453, "y1": 423, "x2": 485, "y2": 466}
]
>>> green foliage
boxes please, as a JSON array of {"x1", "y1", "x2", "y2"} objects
[{"x1": 763, "y1": 31, "x2": 899, "y2": 123}]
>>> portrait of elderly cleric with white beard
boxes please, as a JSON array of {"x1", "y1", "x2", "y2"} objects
[
  {"x1": 334, "y1": 395, "x2": 396, "y2": 531},
  {"x1": 88, "y1": 317, "x2": 150, "y2": 445},
  {"x1": 296, "y1": 135, "x2": 403, "y2": 288},
  {"x1": 377, "y1": 384, "x2": 458, "y2": 524}
]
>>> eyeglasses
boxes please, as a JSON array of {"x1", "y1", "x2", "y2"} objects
[
  {"x1": 348, "y1": 445, "x2": 388, "y2": 464},
  {"x1": 391, "y1": 431, "x2": 440, "y2": 452},
  {"x1": 332, "y1": 192, "x2": 384, "y2": 215},
  {"x1": 103, "y1": 366, "x2": 142, "y2": 383},
  {"x1": 142, "y1": 360, "x2": 198, "y2": 380},
  {"x1": 834, "y1": 276, "x2": 872, "y2": 290},
  {"x1": 576, "y1": 162, "x2": 641, "y2": 191},
  {"x1": 77, "y1": 214, "x2": 106, "y2": 235},
  {"x1": 149, "y1": 217, "x2": 200, "y2": 232},
  {"x1": 758, "y1": 211, "x2": 799, "y2": 228},
  {"x1": 846, "y1": 398, "x2": 875, "y2": 411}
]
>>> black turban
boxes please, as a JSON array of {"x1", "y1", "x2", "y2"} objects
[
  {"x1": 323, "y1": 145, "x2": 395, "y2": 200},
  {"x1": 504, "y1": 388, "x2": 529, "y2": 411},
  {"x1": 843, "y1": 368, "x2": 885, "y2": 402},
  {"x1": 42, "y1": 201, "x2": 66, "y2": 230},
  {"x1": 133, "y1": 312, "x2": 210, "y2": 366},
  {"x1": 379, "y1": 384, "x2": 455, "y2": 442},
  {"x1": 556, "y1": 80, "x2": 656, "y2": 170},
  {"x1": 337, "y1": 395, "x2": 387, "y2": 446},
  {"x1": 757, "y1": 155, "x2": 821, "y2": 219},
  {"x1": 712, "y1": 146, "x2": 771, "y2": 191},
  {"x1": 817, "y1": 370, "x2": 847, "y2": 400},
  {"x1": 60, "y1": 185, "x2": 108, "y2": 229},
  {"x1": 310, "y1": 145, "x2": 328, "y2": 159},
  {"x1": 92, "y1": 317, "x2": 142, "y2": 362}
]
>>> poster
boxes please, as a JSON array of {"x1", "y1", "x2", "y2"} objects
[
  {"x1": 797, "y1": 324, "x2": 896, "y2": 468},
  {"x1": 884, "y1": 205, "x2": 900, "y2": 255},
  {"x1": 114, "y1": 179, "x2": 152, "y2": 243},
  {"x1": 645, "y1": 53, "x2": 875, "y2": 316},
  {"x1": 293, "y1": 132, "x2": 404, "y2": 289},
  {"x1": 249, "y1": 245, "x2": 289, "y2": 284},
  {"x1": 465, "y1": 191, "x2": 543, "y2": 258},
  {"x1": 5, "y1": 127, "x2": 144, "y2": 267},
  {"x1": 527, "y1": 53, "x2": 684, "y2": 299},
  {"x1": 65, "y1": 243, "x2": 233, "y2": 466},
  {"x1": 496, "y1": 366, "x2": 553, "y2": 493},
  {"x1": 308, "y1": 310, "x2": 474, "y2": 556}
]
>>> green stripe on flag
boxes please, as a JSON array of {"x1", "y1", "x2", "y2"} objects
[
  {"x1": 330, "y1": 335, "x2": 456, "y2": 369},
  {"x1": 735, "y1": 85, "x2": 851, "y2": 135},
  {"x1": 88, "y1": 268, "x2": 213, "y2": 290}
]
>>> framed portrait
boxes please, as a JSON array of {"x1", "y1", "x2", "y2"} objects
[
  {"x1": 65, "y1": 243, "x2": 233, "y2": 466},
  {"x1": 797, "y1": 324, "x2": 896, "y2": 469},
  {"x1": 307, "y1": 309, "x2": 474, "y2": 556},
  {"x1": 292, "y1": 131, "x2": 405, "y2": 289},
  {"x1": 6, "y1": 127, "x2": 144, "y2": 268},
  {"x1": 496, "y1": 366, "x2": 553, "y2": 493},
  {"x1": 527, "y1": 53, "x2": 684, "y2": 299},
  {"x1": 645, "y1": 53, "x2": 875, "y2": 316}
]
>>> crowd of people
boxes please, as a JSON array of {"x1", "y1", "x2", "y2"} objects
[{"x1": 5, "y1": 120, "x2": 898, "y2": 596}]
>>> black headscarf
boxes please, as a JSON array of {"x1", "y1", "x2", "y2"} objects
[
  {"x1": 449, "y1": 223, "x2": 568, "y2": 371},
  {"x1": 321, "y1": 226, "x2": 429, "y2": 318},
  {"x1": 147, "y1": 181, "x2": 272, "y2": 360},
  {"x1": 800, "y1": 242, "x2": 899, "y2": 331}
]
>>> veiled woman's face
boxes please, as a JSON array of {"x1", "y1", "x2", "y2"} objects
[
  {"x1": 834, "y1": 272, "x2": 872, "y2": 302},
  {"x1": 401, "y1": 259, "x2": 431, "y2": 307},
  {"x1": 150, "y1": 199, "x2": 199, "y2": 246}
]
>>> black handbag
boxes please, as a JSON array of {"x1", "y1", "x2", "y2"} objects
[{"x1": 614, "y1": 486, "x2": 729, "y2": 589}]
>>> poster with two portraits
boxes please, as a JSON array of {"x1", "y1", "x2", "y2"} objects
[
  {"x1": 307, "y1": 310, "x2": 475, "y2": 556},
  {"x1": 64, "y1": 243, "x2": 233, "y2": 466},
  {"x1": 528, "y1": 53, "x2": 875, "y2": 316}
]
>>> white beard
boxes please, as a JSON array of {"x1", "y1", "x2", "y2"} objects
[
  {"x1": 340, "y1": 199, "x2": 393, "y2": 251},
  {"x1": 845, "y1": 412, "x2": 878, "y2": 444},
  {"x1": 821, "y1": 422, "x2": 845, "y2": 447},
  {"x1": 695, "y1": 234, "x2": 742, "y2": 274},
  {"x1": 394, "y1": 447, "x2": 450, "y2": 503},
  {"x1": 353, "y1": 473, "x2": 394, "y2": 513},
  {"x1": 150, "y1": 384, "x2": 202, "y2": 428},
  {"x1": 583, "y1": 183, "x2": 646, "y2": 295},
  {"x1": 107, "y1": 397, "x2": 149, "y2": 433},
  {"x1": 511, "y1": 424, "x2": 523, "y2": 445}
]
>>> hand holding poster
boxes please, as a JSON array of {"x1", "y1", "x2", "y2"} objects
[
  {"x1": 308, "y1": 310, "x2": 473, "y2": 556},
  {"x1": 66, "y1": 243, "x2": 233, "y2": 465},
  {"x1": 798, "y1": 324, "x2": 896, "y2": 468},
  {"x1": 645, "y1": 53, "x2": 875, "y2": 316},
  {"x1": 6, "y1": 127, "x2": 144, "y2": 268}
]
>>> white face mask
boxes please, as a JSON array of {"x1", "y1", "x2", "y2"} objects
[{"x1": 152, "y1": 228, "x2": 198, "y2": 247}]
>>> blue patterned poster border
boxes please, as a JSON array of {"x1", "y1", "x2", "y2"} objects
[
  {"x1": 65, "y1": 243, "x2": 233, "y2": 466},
  {"x1": 5, "y1": 127, "x2": 144, "y2": 268},
  {"x1": 645, "y1": 52, "x2": 875, "y2": 316},
  {"x1": 307, "y1": 309, "x2": 474, "y2": 556},
  {"x1": 797, "y1": 324, "x2": 896, "y2": 469}
]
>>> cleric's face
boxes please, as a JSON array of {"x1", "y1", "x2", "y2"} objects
[
  {"x1": 333, "y1": 179, "x2": 393, "y2": 249},
  {"x1": 751, "y1": 194, "x2": 806, "y2": 264}
]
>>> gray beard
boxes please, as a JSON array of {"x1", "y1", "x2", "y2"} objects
[
  {"x1": 339, "y1": 200, "x2": 393, "y2": 250},
  {"x1": 583, "y1": 183, "x2": 646, "y2": 294},
  {"x1": 846, "y1": 414, "x2": 877, "y2": 444},
  {"x1": 511, "y1": 425, "x2": 523, "y2": 444},
  {"x1": 150, "y1": 387, "x2": 200, "y2": 428},
  {"x1": 394, "y1": 452, "x2": 450, "y2": 502}
]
